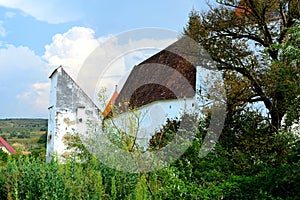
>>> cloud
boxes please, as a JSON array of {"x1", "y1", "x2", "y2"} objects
[
  {"x1": 0, "y1": 21, "x2": 6, "y2": 37},
  {"x1": 0, "y1": 44, "x2": 47, "y2": 74},
  {"x1": 43, "y1": 26, "x2": 178, "y2": 110},
  {"x1": 0, "y1": 0, "x2": 83, "y2": 24},
  {"x1": 0, "y1": 26, "x2": 178, "y2": 118},
  {"x1": 17, "y1": 82, "x2": 50, "y2": 111},
  {"x1": 87, "y1": 36, "x2": 177, "y2": 101},
  {"x1": 0, "y1": 44, "x2": 49, "y2": 118},
  {"x1": 43, "y1": 26, "x2": 100, "y2": 79}
]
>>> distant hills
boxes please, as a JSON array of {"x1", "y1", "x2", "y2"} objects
[{"x1": 0, "y1": 118, "x2": 48, "y2": 152}]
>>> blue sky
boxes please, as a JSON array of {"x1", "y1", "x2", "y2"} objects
[{"x1": 0, "y1": 0, "x2": 210, "y2": 118}]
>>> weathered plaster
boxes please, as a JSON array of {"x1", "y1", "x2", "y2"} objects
[{"x1": 46, "y1": 67, "x2": 101, "y2": 162}]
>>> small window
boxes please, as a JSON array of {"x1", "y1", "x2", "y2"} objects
[
  {"x1": 169, "y1": 105, "x2": 171, "y2": 109},
  {"x1": 48, "y1": 134, "x2": 52, "y2": 143}
]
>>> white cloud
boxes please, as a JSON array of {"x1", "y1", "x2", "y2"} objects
[
  {"x1": 88, "y1": 37, "x2": 177, "y2": 100},
  {"x1": 0, "y1": 44, "x2": 49, "y2": 118},
  {"x1": 0, "y1": 21, "x2": 6, "y2": 37},
  {"x1": 43, "y1": 26, "x2": 100, "y2": 79},
  {"x1": 0, "y1": 26, "x2": 178, "y2": 118},
  {"x1": 0, "y1": 24, "x2": 181, "y2": 119},
  {"x1": 0, "y1": 44, "x2": 47, "y2": 74},
  {"x1": 0, "y1": 0, "x2": 83, "y2": 24},
  {"x1": 44, "y1": 26, "x2": 178, "y2": 110},
  {"x1": 17, "y1": 82, "x2": 50, "y2": 111}
]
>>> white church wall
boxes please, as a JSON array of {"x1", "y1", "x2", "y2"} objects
[
  {"x1": 106, "y1": 97, "x2": 197, "y2": 149},
  {"x1": 46, "y1": 71, "x2": 58, "y2": 162},
  {"x1": 47, "y1": 67, "x2": 101, "y2": 162}
]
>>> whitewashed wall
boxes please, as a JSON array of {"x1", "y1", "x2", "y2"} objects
[
  {"x1": 99, "y1": 66, "x2": 208, "y2": 150},
  {"x1": 46, "y1": 67, "x2": 101, "y2": 162},
  {"x1": 105, "y1": 97, "x2": 198, "y2": 149}
]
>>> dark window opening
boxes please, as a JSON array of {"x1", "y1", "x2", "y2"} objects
[{"x1": 48, "y1": 134, "x2": 52, "y2": 143}]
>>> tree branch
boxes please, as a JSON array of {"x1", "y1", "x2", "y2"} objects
[{"x1": 215, "y1": 58, "x2": 272, "y2": 111}]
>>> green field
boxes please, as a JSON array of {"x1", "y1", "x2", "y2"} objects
[{"x1": 0, "y1": 119, "x2": 47, "y2": 152}]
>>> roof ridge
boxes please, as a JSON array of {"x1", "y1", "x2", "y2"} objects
[{"x1": 0, "y1": 136, "x2": 17, "y2": 154}]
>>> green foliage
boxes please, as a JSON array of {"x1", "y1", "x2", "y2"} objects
[
  {"x1": 184, "y1": 8, "x2": 202, "y2": 42},
  {"x1": 39, "y1": 127, "x2": 47, "y2": 132},
  {"x1": 9, "y1": 132, "x2": 17, "y2": 138},
  {"x1": 270, "y1": 19, "x2": 300, "y2": 127},
  {"x1": 185, "y1": 0, "x2": 300, "y2": 131},
  {"x1": 0, "y1": 119, "x2": 47, "y2": 151},
  {"x1": 111, "y1": 176, "x2": 117, "y2": 200},
  {"x1": 0, "y1": 119, "x2": 47, "y2": 132},
  {"x1": 149, "y1": 118, "x2": 180, "y2": 150},
  {"x1": 134, "y1": 175, "x2": 149, "y2": 200},
  {"x1": 0, "y1": 134, "x2": 7, "y2": 140},
  {"x1": 0, "y1": 156, "x2": 105, "y2": 200},
  {"x1": 17, "y1": 132, "x2": 30, "y2": 139},
  {"x1": 0, "y1": 150, "x2": 8, "y2": 166},
  {"x1": 0, "y1": 113, "x2": 299, "y2": 199},
  {"x1": 64, "y1": 131, "x2": 141, "y2": 198},
  {"x1": 179, "y1": 4, "x2": 300, "y2": 198},
  {"x1": 146, "y1": 111, "x2": 300, "y2": 199},
  {"x1": 37, "y1": 133, "x2": 47, "y2": 145}
]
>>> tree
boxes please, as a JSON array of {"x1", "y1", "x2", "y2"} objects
[
  {"x1": 272, "y1": 19, "x2": 300, "y2": 127},
  {"x1": 184, "y1": 0, "x2": 300, "y2": 132},
  {"x1": 37, "y1": 132, "x2": 47, "y2": 145}
]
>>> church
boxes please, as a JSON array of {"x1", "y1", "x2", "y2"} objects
[{"x1": 46, "y1": 37, "x2": 221, "y2": 162}]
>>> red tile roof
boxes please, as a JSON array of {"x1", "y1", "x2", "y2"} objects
[
  {"x1": 0, "y1": 136, "x2": 17, "y2": 154},
  {"x1": 103, "y1": 90, "x2": 119, "y2": 117}
]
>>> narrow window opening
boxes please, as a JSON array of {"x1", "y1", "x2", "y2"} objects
[{"x1": 48, "y1": 134, "x2": 52, "y2": 143}]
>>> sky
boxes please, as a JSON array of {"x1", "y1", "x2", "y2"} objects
[{"x1": 0, "y1": 0, "x2": 210, "y2": 119}]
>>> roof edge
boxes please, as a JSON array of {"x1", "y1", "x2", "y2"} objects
[{"x1": 49, "y1": 65, "x2": 63, "y2": 79}]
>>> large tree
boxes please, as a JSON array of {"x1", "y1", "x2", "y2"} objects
[{"x1": 185, "y1": 0, "x2": 300, "y2": 131}]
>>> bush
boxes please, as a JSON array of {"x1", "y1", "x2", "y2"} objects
[
  {"x1": 1, "y1": 156, "x2": 104, "y2": 200},
  {"x1": 40, "y1": 127, "x2": 47, "y2": 132},
  {"x1": 9, "y1": 132, "x2": 17, "y2": 138}
]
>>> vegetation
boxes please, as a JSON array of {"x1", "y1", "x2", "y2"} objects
[
  {"x1": 185, "y1": 0, "x2": 300, "y2": 131},
  {"x1": 0, "y1": 119, "x2": 47, "y2": 152},
  {"x1": 0, "y1": 113, "x2": 299, "y2": 199}
]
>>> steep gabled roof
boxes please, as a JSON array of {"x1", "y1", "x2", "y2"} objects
[
  {"x1": 113, "y1": 39, "x2": 197, "y2": 113},
  {"x1": 0, "y1": 136, "x2": 16, "y2": 154},
  {"x1": 103, "y1": 89, "x2": 119, "y2": 117}
]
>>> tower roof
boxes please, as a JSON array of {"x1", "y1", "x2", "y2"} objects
[{"x1": 103, "y1": 87, "x2": 119, "y2": 117}]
